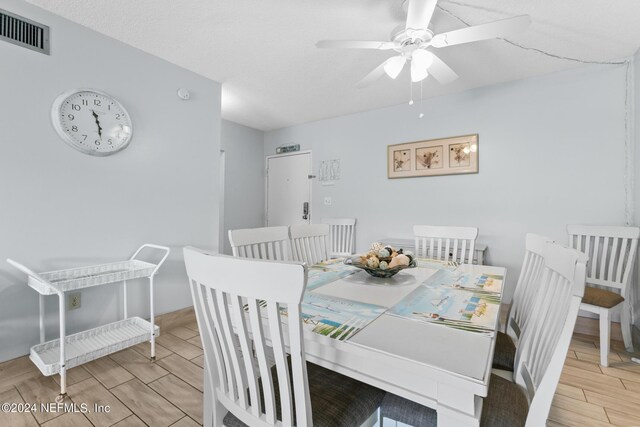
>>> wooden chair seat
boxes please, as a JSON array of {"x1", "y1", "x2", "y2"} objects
[
  {"x1": 224, "y1": 357, "x2": 385, "y2": 427},
  {"x1": 380, "y1": 374, "x2": 528, "y2": 427},
  {"x1": 492, "y1": 331, "x2": 516, "y2": 372},
  {"x1": 581, "y1": 286, "x2": 624, "y2": 309}
]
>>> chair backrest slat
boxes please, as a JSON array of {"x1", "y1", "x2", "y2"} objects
[
  {"x1": 323, "y1": 218, "x2": 357, "y2": 257},
  {"x1": 229, "y1": 226, "x2": 291, "y2": 261},
  {"x1": 246, "y1": 297, "x2": 276, "y2": 423},
  {"x1": 607, "y1": 237, "x2": 619, "y2": 282},
  {"x1": 185, "y1": 248, "x2": 310, "y2": 427},
  {"x1": 290, "y1": 224, "x2": 330, "y2": 265},
  {"x1": 511, "y1": 242, "x2": 587, "y2": 427},
  {"x1": 267, "y1": 301, "x2": 294, "y2": 425},
  {"x1": 230, "y1": 294, "x2": 260, "y2": 417},
  {"x1": 599, "y1": 237, "x2": 609, "y2": 281},
  {"x1": 215, "y1": 289, "x2": 248, "y2": 409},
  {"x1": 506, "y1": 233, "x2": 550, "y2": 343},
  {"x1": 413, "y1": 225, "x2": 478, "y2": 264},
  {"x1": 567, "y1": 225, "x2": 640, "y2": 298},
  {"x1": 286, "y1": 304, "x2": 313, "y2": 426},
  {"x1": 194, "y1": 276, "x2": 229, "y2": 395}
]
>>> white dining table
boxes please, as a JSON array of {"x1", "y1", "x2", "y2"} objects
[{"x1": 203, "y1": 260, "x2": 507, "y2": 427}]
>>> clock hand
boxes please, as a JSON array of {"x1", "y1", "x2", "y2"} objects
[{"x1": 91, "y1": 110, "x2": 103, "y2": 139}]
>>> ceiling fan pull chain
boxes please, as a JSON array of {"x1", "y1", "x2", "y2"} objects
[
  {"x1": 409, "y1": 80, "x2": 414, "y2": 106},
  {"x1": 419, "y1": 80, "x2": 424, "y2": 119}
]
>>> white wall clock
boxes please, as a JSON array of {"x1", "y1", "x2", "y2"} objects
[{"x1": 51, "y1": 89, "x2": 133, "y2": 156}]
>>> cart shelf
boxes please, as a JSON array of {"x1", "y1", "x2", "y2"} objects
[
  {"x1": 7, "y1": 243, "x2": 170, "y2": 402},
  {"x1": 29, "y1": 260, "x2": 157, "y2": 295},
  {"x1": 31, "y1": 316, "x2": 159, "y2": 376}
]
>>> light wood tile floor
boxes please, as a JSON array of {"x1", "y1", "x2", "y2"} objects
[{"x1": 1, "y1": 321, "x2": 640, "y2": 426}]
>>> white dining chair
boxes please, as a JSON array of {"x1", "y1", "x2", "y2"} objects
[
  {"x1": 567, "y1": 224, "x2": 639, "y2": 365},
  {"x1": 380, "y1": 242, "x2": 587, "y2": 427},
  {"x1": 290, "y1": 223, "x2": 330, "y2": 265},
  {"x1": 413, "y1": 225, "x2": 478, "y2": 264},
  {"x1": 323, "y1": 217, "x2": 357, "y2": 257},
  {"x1": 184, "y1": 247, "x2": 385, "y2": 427},
  {"x1": 493, "y1": 233, "x2": 550, "y2": 372},
  {"x1": 228, "y1": 226, "x2": 291, "y2": 261}
]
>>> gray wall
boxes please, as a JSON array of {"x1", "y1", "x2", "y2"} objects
[
  {"x1": 265, "y1": 64, "x2": 629, "y2": 303},
  {"x1": 0, "y1": 0, "x2": 221, "y2": 362},
  {"x1": 221, "y1": 120, "x2": 265, "y2": 255}
]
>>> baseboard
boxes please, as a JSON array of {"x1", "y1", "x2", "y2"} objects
[
  {"x1": 154, "y1": 305, "x2": 196, "y2": 331},
  {"x1": 574, "y1": 315, "x2": 623, "y2": 342}
]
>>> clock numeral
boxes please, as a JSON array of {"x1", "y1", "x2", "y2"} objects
[
  {"x1": 81, "y1": 99, "x2": 88, "y2": 106},
  {"x1": 95, "y1": 140, "x2": 101, "y2": 146},
  {"x1": 108, "y1": 104, "x2": 111, "y2": 111},
  {"x1": 67, "y1": 114, "x2": 75, "y2": 121},
  {"x1": 115, "y1": 114, "x2": 121, "y2": 120},
  {"x1": 82, "y1": 134, "x2": 88, "y2": 142},
  {"x1": 71, "y1": 104, "x2": 81, "y2": 111},
  {"x1": 108, "y1": 139, "x2": 113, "y2": 145},
  {"x1": 94, "y1": 99, "x2": 101, "y2": 106},
  {"x1": 71, "y1": 125, "x2": 78, "y2": 132}
]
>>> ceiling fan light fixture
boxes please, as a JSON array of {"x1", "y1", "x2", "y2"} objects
[
  {"x1": 412, "y1": 49, "x2": 434, "y2": 69},
  {"x1": 410, "y1": 49, "x2": 433, "y2": 82},
  {"x1": 411, "y1": 64, "x2": 429, "y2": 82},
  {"x1": 384, "y1": 56, "x2": 406, "y2": 79}
]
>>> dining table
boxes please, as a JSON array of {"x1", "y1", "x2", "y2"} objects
[{"x1": 203, "y1": 257, "x2": 507, "y2": 427}]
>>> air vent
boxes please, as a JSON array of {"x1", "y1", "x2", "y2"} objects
[{"x1": 0, "y1": 9, "x2": 49, "y2": 55}]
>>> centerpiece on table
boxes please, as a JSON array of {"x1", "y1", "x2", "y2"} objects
[{"x1": 344, "y1": 242, "x2": 416, "y2": 278}]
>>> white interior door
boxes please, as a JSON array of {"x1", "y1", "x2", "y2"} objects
[{"x1": 266, "y1": 152, "x2": 311, "y2": 226}]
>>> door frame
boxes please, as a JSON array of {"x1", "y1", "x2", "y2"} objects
[{"x1": 265, "y1": 150, "x2": 312, "y2": 226}]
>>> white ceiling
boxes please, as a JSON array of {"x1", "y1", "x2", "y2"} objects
[{"x1": 26, "y1": 0, "x2": 640, "y2": 131}]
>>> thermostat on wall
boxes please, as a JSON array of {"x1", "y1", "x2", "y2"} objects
[{"x1": 276, "y1": 144, "x2": 300, "y2": 154}]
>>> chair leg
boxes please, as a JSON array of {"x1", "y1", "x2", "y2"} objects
[
  {"x1": 620, "y1": 301, "x2": 634, "y2": 352},
  {"x1": 599, "y1": 310, "x2": 610, "y2": 367}
]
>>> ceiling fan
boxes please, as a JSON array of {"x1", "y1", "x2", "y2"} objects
[{"x1": 316, "y1": 0, "x2": 531, "y2": 87}]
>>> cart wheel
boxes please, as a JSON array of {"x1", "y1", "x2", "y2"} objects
[
  {"x1": 150, "y1": 356, "x2": 156, "y2": 362},
  {"x1": 55, "y1": 393, "x2": 66, "y2": 403}
]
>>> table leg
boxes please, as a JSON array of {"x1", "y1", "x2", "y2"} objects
[{"x1": 437, "y1": 384, "x2": 481, "y2": 427}]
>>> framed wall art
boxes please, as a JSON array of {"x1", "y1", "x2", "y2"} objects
[{"x1": 387, "y1": 134, "x2": 478, "y2": 179}]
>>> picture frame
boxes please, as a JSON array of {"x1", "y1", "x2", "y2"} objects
[{"x1": 388, "y1": 134, "x2": 478, "y2": 178}]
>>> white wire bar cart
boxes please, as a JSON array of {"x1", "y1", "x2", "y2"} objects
[{"x1": 7, "y1": 244, "x2": 170, "y2": 402}]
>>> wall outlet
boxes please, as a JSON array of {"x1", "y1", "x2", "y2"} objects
[
  {"x1": 324, "y1": 197, "x2": 332, "y2": 206},
  {"x1": 67, "y1": 292, "x2": 81, "y2": 310}
]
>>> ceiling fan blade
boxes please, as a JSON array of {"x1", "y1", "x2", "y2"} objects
[
  {"x1": 356, "y1": 59, "x2": 391, "y2": 88},
  {"x1": 316, "y1": 40, "x2": 395, "y2": 50},
  {"x1": 356, "y1": 57, "x2": 403, "y2": 87},
  {"x1": 384, "y1": 56, "x2": 407, "y2": 79},
  {"x1": 431, "y1": 15, "x2": 531, "y2": 48},
  {"x1": 428, "y1": 53, "x2": 459, "y2": 85},
  {"x1": 406, "y1": 0, "x2": 438, "y2": 30}
]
